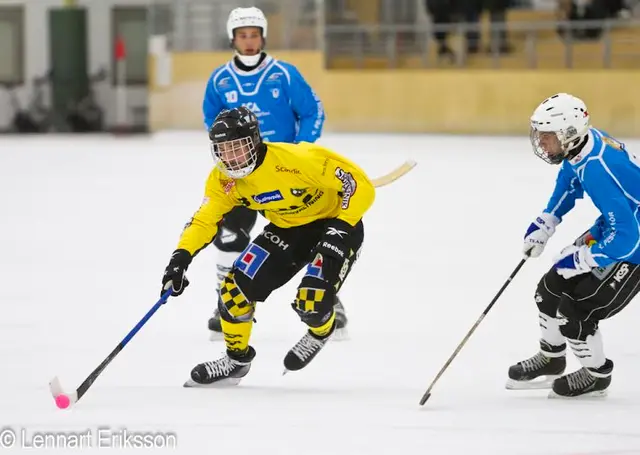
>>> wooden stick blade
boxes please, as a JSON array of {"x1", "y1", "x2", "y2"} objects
[{"x1": 372, "y1": 160, "x2": 417, "y2": 188}]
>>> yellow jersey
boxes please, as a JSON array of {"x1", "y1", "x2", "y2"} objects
[{"x1": 177, "y1": 141, "x2": 376, "y2": 255}]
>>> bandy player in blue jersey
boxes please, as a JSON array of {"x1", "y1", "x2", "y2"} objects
[
  {"x1": 201, "y1": 7, "x2": 349, "y2": 339},
  {"x1": 506, "y1": 93, "x2": 640, "y2": 398}
]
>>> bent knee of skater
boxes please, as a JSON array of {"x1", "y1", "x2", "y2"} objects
[
  {"x1": 557, "y1": 299, "x2": 598, "y2": 340},
  {"x1": 535, "y1": 275, "x2": 562, "y2": 316},
  {"x1": 292, "y1": 283, "x2": 335, "y2": 326},
  {"x1": 218, "y1": 273, "x2": 255, "y2": 322}
]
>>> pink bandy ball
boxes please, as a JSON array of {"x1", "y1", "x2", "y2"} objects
[{"x1": 55, "y1": 394, "x2": 71, "y2": 409}]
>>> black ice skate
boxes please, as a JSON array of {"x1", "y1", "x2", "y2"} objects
[
  {"x1": 283, "y1": 323, "x2": 335, "y2": 373},
  {"x1": 506, "y1": 343, "x2": 567, "y2": 390},
  {"x1": 184, "y1": 346, "x2": 256, "y2": 388},
  {"x1": 549, "y1": 359, "x2": 613, "y2": 398}
]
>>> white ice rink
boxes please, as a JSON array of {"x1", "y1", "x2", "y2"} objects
[{"x1": 2, "y1": 132, "x2": 640, "y2": 454}]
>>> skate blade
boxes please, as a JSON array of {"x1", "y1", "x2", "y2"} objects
[
  {"x1": 505, "y1": 375, "x2": 561, "y2": 390},
  {"x1": 209, "y1": 330, "x2": 224, "y2": 342},
  {"x1": 331, "y1": 327, "x2": 349, "y2": 341},
  {"x1": 548, "y1": 389, "x2": 608, "y2": 399},
  {"x1": 183, "y1": 377, "x2": 242, "y2": 388}
]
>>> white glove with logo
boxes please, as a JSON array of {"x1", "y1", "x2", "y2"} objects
[{"x1": 523, "y1": 213, "x2": 560, "y2": 258}]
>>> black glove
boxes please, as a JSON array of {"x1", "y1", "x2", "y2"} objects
[
  {"x1": 161, "y1": 249, "x2": 192, "y2": 297},
  {"x1": 314, "y1": 219, "x2": 353, "y2": 283}
]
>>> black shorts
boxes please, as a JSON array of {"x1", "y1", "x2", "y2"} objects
[
  {"x1": 230, "y1": 219, "x2": 364, "y2": 304},
  {"x1": 540, "y1": 262, "x2": 640, "y2": 324}
]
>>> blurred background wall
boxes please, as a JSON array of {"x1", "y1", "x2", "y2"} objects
[
  {"x1": 0, "y1": 0, "x2": 157, "y2": 132},
  {"x1": 1, "y1": 0, "x2": 639, "y2": 136}
]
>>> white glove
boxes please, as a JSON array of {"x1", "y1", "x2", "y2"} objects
[
  {"x1": 523, "y1": 213, "x2": 560, "y2": 258},
  {"x1": 553, "y1": 244, "x2": 598, "y2": 279}
]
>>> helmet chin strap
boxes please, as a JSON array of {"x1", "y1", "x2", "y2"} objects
[{"x1": 234, "y1": 51, "x2": 262, "y2": 67}]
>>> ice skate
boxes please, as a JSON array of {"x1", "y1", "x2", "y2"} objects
[
  {"x1": 506, "y1": 343, "x2": 566, "y2": 390},
  {"x1": 548, "y1": 359, "x2": 613, "y2": 399},
  {"x1": 283, "y1": 322, "x2": 335, "y2": 373},
  {"x1": 184, "y1": 346, "x2": 256, "y2": 387}
]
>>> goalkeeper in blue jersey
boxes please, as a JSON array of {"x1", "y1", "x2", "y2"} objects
[
  {"x1": 506, "y1": 93, "x2": 640, "y2": 399},
  {"x1": 201, "y1": 7, "x2": 348, "y2": 339}
]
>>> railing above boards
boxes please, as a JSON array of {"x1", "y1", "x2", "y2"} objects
[{"x1": 324, "y1": 19, "x2": 640, "y2": 69}]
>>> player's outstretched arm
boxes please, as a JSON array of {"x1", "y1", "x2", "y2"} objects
[
  {"x1": 161, "y1": 172, "x2": 238, "y2": 296},
  {"x1": 523, "y1": 164, "x2": 584, "y2": 258}
]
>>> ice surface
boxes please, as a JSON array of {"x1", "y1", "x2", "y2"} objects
[{"x1": 1, "y1": 132, "x2": 640, "y2": 454}]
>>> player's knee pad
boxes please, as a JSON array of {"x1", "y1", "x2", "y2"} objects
[
  {"x1": 557, "y1": 297, "x2": 598, "y2": 341},
  {"x1": 535, "y1": 271, "x2": 563, "y2": 317},
  {"x1": 214, "y1": 207, "x2": 257, "y2": 253},
  {"x1": 291, "y1": 276, "x2": 335, "y2": 328},
  {"x1": 217, "y1": 272, "x2": 255, "y2": 323},
  {"x1": 213, "y1": 227, "x2": 251, "y2": 253}
]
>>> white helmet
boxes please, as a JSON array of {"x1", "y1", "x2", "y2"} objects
[
  {"x1": 226, "y1": 7, "x2": 268, "y2": 67},
  {"x1": 530, "y1": 93, "x2": 590, "y2": 164},
  {"x1": 227, "y1": 7, "x2": 268, "y2": 40}
]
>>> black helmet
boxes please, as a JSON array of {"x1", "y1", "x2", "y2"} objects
[{"x1": 209, "y1": 106, "x2": 262, "y2": 178}]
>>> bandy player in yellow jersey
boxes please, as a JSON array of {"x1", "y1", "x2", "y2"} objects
[{"x1": 160, "y1": 106, "x2": 376, "y2": 386}]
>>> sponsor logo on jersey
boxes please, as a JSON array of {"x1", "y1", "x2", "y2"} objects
[
  {"x1": 276, "y1": 165, "x2": 300, "y2": 174},
  {"x1": 263, "y1": 231, "x2": 289, "y2": 250},
  {"x1": 321, "y1": 158, "x2": 329, "y2": 176},
  {"x1": 335, "y1": 167, "x2": 357, "y2": 209},
  {"x1": 220, "y1": 179, "x2": 235, "y2": 194},
  {"x1": 243, "y1": 102, "x2": 261, "y2": 113},
  {"x1": 271, "y1": 88, "x2": 280, "y2": 99},
  {"x1": 290, "y1": 188, "x2": 307, "y2": 197},
  {"x1": 252, "y1": 190, "x2": 284, "y2": 204},
  {"x1": 272, "y1": 190, "x2": 323, "y2": 215}
]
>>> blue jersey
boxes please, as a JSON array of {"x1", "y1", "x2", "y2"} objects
[
  {"x1": 202, "y1": 55, "x2": 324, "y2": 143},
  {"x1": 543, "y1": 127, "x2": 640, "y2": 267}
]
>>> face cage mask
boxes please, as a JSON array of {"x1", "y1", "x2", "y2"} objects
[
  {"x1": 210, "y1": 136, "x2": 257, "y2": 179},
  {"x1": 530, "y1": 127, "x2": 569, "y2": 165}
]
